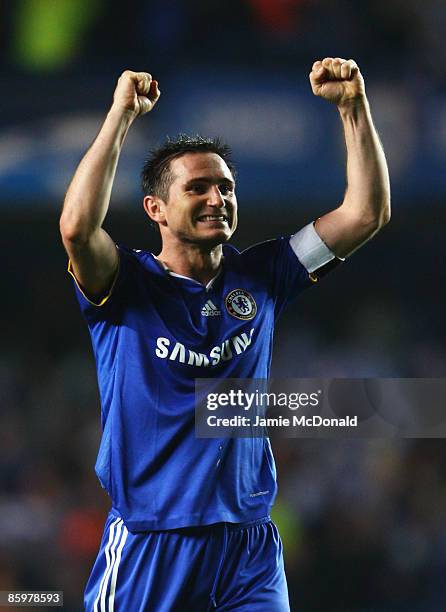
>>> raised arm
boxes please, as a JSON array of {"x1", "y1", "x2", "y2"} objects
[
  {"x1": 309, "y1": 58, "x2": 390, "y2": 258},
  {"x1": 59, "y1": 71, "x2": 160, "y2": 299}
]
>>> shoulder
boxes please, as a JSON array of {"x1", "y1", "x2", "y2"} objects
[
  {"x1": 223, "y1": 237, "x2": 291, "y2": 268},
  {"x1": 117, "y1": 245, "x2": 162, "y2": 276}
]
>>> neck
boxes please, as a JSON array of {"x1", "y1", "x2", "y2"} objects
[{"x1": 157, "y1": 243, "x2": 224, "y2": 285}]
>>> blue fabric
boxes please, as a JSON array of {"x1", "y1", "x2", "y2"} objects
[
  {"x1": 84, "y1": 510, "x2": 290, "y2": 611},
  {"x1": 73, "y1": 238, "x2": 312, "y2": 531}
]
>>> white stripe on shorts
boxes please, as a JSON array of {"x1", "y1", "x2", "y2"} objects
[
  {"x1": 93, "y1": 518, "x2": 121, "y2": 612},
  {"x1": 100, "y1": 520, "x2": 124, "y2": 612},
  {"x1": 93, "y1": 518, "x2": 123, "y2": 612},
  {"x1": 108, "y1": 524, "x2": 128, "y2": 611}
]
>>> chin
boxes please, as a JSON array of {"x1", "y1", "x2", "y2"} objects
[{"x1": 196, "y1": 228, "x2": 233, "y2": 247}]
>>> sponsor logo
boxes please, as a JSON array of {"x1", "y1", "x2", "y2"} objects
[
  {"x1": 155, "y1": 328, "x2": 255, "y2": 367},
  {"x1": 225, "y1": 289, "x2": 257, "y2": 321},
  {"x1": 201, "y1": 299, "x2": 221, "y2": 317}
]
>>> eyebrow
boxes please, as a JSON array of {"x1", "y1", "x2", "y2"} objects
[{"x1": 183, "y1": 176, "x2": 235, "y2": 189}]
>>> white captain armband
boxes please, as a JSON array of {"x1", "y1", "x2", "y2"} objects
[{"x1": 289, "y1": 222, "x2": 344, "y2": 279}]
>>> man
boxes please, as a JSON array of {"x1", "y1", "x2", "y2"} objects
[{"x1": 60, "y1": 58, "x2": 390, "y2": 611}]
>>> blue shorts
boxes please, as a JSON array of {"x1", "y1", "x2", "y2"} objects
[{"x1": 84, "y1": 511, "x2": 290, "y2": 611}]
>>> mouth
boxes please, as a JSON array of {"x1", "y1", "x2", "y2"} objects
[{"x1": 196, "y1": 214, "x2": 229, "y2": 225}]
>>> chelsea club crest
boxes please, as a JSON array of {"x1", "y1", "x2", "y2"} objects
[{"x1": 225, "y1": 289, "x2": 257, "y2": 321}]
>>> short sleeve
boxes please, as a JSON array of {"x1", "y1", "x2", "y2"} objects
[
  {"x1": 269, "y1": 237, "x2": 315, "y2": 318},
  {"x1": 67, "y1": 245, "x2": 139, "y2": 325}
]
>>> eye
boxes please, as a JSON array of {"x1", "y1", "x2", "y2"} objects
[
  {"x1": 188, "y1": 183, "x2": 207, "y2": 195},
  {"x1": 219, "y1": 184, "x2": 234, "y2": 196}
]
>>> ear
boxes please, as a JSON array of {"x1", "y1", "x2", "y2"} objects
[{"x1": 143, "y1": 195, "x2": 167, "y2": 226}]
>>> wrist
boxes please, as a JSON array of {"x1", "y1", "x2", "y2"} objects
[
  {"x1": 337, "y1": 95, "x2": 369, "y2": 118},
  {"x1": 107, "y1": 105, "x2": 137, "y2": 128}
]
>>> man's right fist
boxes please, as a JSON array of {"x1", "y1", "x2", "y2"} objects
[{"x1": 112, "y1": 70, "x2": 161, "y2": 118}]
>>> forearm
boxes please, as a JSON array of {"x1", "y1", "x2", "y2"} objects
[
  {"x1": 60, "y1": 107, "x2": 134, "y2": 243},
  {"x1": 339, "y1": 96, "x2": 391, "y2": 227},
  {"x1": 310, "y1": 58, "x2": 390, "y2": 257}
]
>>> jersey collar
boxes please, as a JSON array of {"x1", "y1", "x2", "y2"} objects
[{"x1": 153, "y1": 255, "x2": 223, "y2": 291}]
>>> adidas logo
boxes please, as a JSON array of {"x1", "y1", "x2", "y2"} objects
[{"x1": 201, "y1": 300, "x2": 221, "y2": 317}]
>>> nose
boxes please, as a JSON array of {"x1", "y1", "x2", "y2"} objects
[{"x1": 207, "y1": 185, "x2": 225, "y2": 208}]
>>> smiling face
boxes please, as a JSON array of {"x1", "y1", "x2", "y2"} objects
[{"x1": 146, "y1": 152, "x2": 238, "y2": 249}]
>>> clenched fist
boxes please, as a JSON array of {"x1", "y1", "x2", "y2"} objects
[
  {"x1": 309, "y1": 58, "x2": 365, "y2": 107},
  {"x1": 112, "y1": 70, "x2": 161, "y2": 118}
]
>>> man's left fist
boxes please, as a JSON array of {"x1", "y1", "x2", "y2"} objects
[{"x1": 309, "y1": 58, "x2": 365, "y2": 107}]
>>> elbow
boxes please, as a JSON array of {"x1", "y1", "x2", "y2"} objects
[
  {"x1": 350, "y1": 199, "x2": 390, "y2": 248},
  {"x1": 365, "y1": 196, "x2": 391, "y2": 233},
  {"x1": 59, "y1": 215, "x2": 78, "y2": 244},
  {"x1": 59, "y1": 214, "x2": 91, "y2": 246},
  {"x1": 377, "y1": 197, "x2": 391, "y2": 229}
]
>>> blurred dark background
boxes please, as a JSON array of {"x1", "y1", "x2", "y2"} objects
[{"x1": 1, "y1": 1, "x2": 446, "y2": 610}]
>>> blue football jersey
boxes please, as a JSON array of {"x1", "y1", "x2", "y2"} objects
[{"x1": 70, "y1": 236, "x2": 318, "y2": 532}]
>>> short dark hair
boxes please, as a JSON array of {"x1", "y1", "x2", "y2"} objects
[{"x1": 141, "y1": 134, "x2": 236, "y2": 202}]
